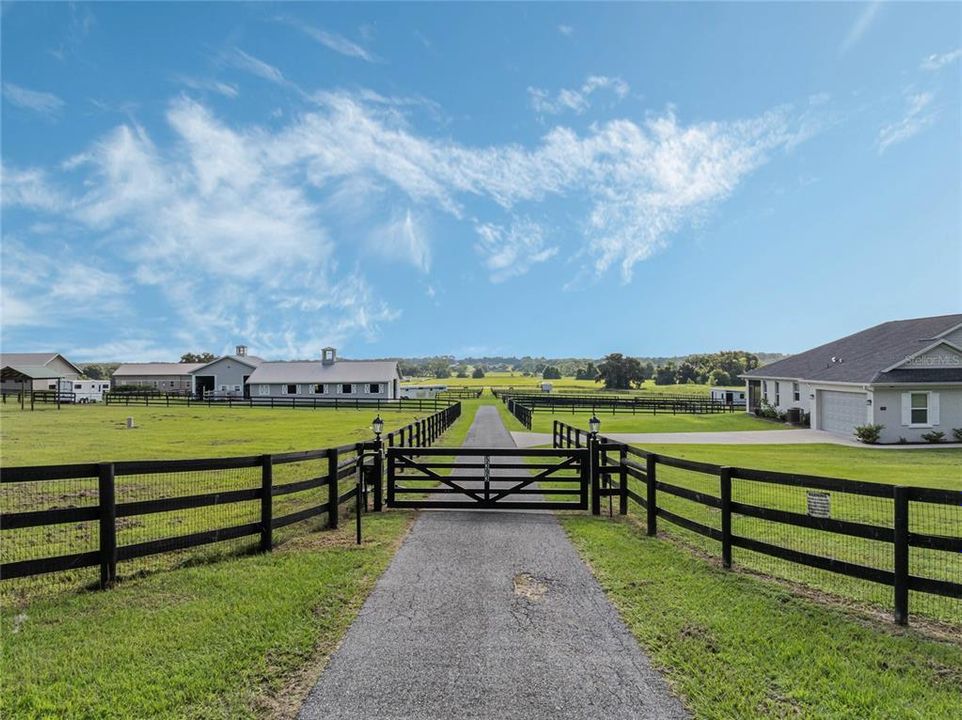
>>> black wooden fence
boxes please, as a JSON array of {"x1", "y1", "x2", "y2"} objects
[
  {"x1": 1, "y1": 403, "x2": 461, "y2": 600},
  {"x1": 554, "y1": 420, "x2": 962, "y2": 627},
  {"x1": 105, "y1": 392, "x2": 457, "y2": 413}
]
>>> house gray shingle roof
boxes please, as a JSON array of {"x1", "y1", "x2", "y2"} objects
[
  {"x1": 743, "y1": 314, "x2": 962, "y2": 384},
  {"x1": 247, "y1": 360, "x2": 400, "y2": 385},
  {"x1": 113, "y1": 363, "x2": 206, "y2": 376}
]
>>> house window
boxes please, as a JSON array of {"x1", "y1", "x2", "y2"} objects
[
  {"x1": 369, "y1": 383, "x2": 380, "y2": 394},
  {"x1": 774, "y1": 381, "x2": 780, "y2": 406},
  {"x1": 793, "y1": 382, "x2": 800, "y2": 402},
  {"x1": 911, "y1": 393, "x2": 928, "y2": 425},
  {"x1": 220, "y1": 385, "x2": 227, "y2": 391},
  {"x1": 285, "y1": 384, "x2": 297, "y2": 395},
  {"x1": 259, "y1": 385, "x2": 270, "y2": 396},
  {"x1": 313, "y1": 384, "x2": 324, "y2": 394},
  {"x1": 234, "y1": 385, "x2": 240, "y2": 392},
  {"x1": 342, "y1": 383, "x2": 352, "y2": 394}
]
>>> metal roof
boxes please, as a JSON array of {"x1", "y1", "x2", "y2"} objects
[
  {"x1": 743, "y1": 314, "x2": 962, "y2": 384},
  {"x1": 1, "y1": 365, "x2": 66, "y2": 381},
  {"x1": 113, "y1": 363, "x2": 206, "y2": 376},
  {"x1": 247, "y1": 360, "x2": 400, "y2": 385},
  {"x1": 0, "y1": 352, "x2": 82, "y2": 375},
  {"x1": 190, "y1": 355, "x2": 264, "y2": 374}
]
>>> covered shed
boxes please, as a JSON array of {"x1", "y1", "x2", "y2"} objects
[{"x1": 1, "y1": 365, "x2": 67, "y2": 409}]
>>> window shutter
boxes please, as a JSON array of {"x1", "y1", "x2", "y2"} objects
[
  {"x1": 930, "y1": 392, "x2": 940, "y2": 426},
  {"x1": 900, "y1": 393, "x2": 911, "y2": 426}
]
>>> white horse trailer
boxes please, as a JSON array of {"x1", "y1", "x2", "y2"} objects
[{"x1": 60, "y1": 379, "x2": 111, "y2": 403}]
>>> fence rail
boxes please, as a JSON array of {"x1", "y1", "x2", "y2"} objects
[
  {"x1": 553, "y1": 420, "x2": 962, "y2": 627},
  {"x1": 1, "y1": 402, "x2": 461, "y2": 601},
  {"x1": 104, "y1": 392, "x2": 457, "y2": 413}
]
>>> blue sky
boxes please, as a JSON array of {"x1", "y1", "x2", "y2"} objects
[{"x1": 2, "y1": 2, "x2": 960, "y2": 361}]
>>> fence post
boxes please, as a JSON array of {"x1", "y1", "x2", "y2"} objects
[
  {"x1": 327, "y1": 447, "x2": 340, "y2": 530},
  {"x1": 619, "y1": 445, "x2": 628, "y2": 515},
  {"x1": 373, "y1": 438, "x2": 383, "y2": 512},
  {"x1": 893, "y1": 486, "x2": 909, "y2": 626},
  {"x1": 98, "y1": 463, "x2": 117, "y2": 589},
  {"x1": 646, "y1": 454, "x2": 657, "y2": 536},
  {"x1": 720, "y1": 466, "x2": 732, "y2": 569},
  {"x1": 590, "y1": 436, "x2": 601, "y2": 515},
  {"x1": 261, "y1": 455, "x2": 273, "y2": 552}
]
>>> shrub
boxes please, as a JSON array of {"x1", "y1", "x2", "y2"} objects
[
  {"x1": 952, "y1": 428, "x2": 962, "y2": 442},
  {"x1": 921, "y1": 430, "x2": 945, "y2": 444},
  {"x1": 755, "y1": 401, "x2": 781, "y2": 420},
  {"x1": 853, "y1": 424, "x2": 884, "y2": 444}
]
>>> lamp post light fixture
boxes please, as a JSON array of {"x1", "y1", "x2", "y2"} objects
[
  {"x1": 589, "y1": 414, "x2": 601, "y2": 438},
  {"x1": 372, "y1": 415, "x2": 384, "y2": 441}
]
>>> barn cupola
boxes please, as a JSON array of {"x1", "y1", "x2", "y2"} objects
[
  {"x1": 322, "y1": 347, "x2": 337, "y2": 366},
  {"x1": 235, "y1": 345, "x2": 248, "y2": 357}
]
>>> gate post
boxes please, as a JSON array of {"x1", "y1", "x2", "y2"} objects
[
  {"x1": 619, "y1": 445, "x2": 628, "y2": 515},
  {"x1": 590, "y1": 436, "x2": 601, "y2": 516},
  {"x1": 97, "y1": 463, "x2": 117, "y2": 589},
  {"x1": 387, "y1": 448, "x2": 396, "y2": 507},
  {"x1": 373, "y1": 439, "x2": 383, "y2": 512}
]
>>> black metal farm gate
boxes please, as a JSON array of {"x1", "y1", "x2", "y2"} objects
[{"x1": 385, "y1": 447, "x2": 590, "y2": 510}]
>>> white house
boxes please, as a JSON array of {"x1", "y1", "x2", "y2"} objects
[
  {"x1": 190, "y1": 346, "x2": 263, "y2": 398},
  {"x1": 245, "y1": 348, "x2": 401, "y2": 400},
  {"x1": 742, "y1": 314, "x2": 962, "y2": 443}
]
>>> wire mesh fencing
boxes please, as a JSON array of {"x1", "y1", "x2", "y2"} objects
[{"x1": 555, "y1": 421, "x2": 961, "y2": 628}]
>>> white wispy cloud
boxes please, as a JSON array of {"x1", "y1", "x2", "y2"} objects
[
  {"x1": 474, "y1": 219, "x2": 557, "y2": 283},
  {"x1": 2, "y1": 82, "x2": 65, "y2": 118},
  {"x1": 175, "y1": 75, "x2": 239, "y2": 98},
  {"x1": 840, "y1": 2, "x2": 881, "y2": 53},
  {"x1": 7, "y1": 87, "x2": 816, "y2": 352},
  {"x1": 878, "y1": 91, "x2": 936, "y2": 154},
  {"x1": 1, "y1": 164, "x2": 65, "y2": 211},
  {"x1": 224, "y1": 47, "x2": 299, "y2": 92},
  {"x1": 369, "y1": 210, "x2": 431, "y2": 273},
  {"x1": 557, "y1": 25, "x2": 574, "y2": 37},
  {"x1": 921, "y1": 47, "x2": 962, "y2": 71},
  {"x1": 528, "y1": 75, "x2": 629, "y2": 115},
  {"x1": 294, "y1": 22, "x2": 379, "y2": 63}
]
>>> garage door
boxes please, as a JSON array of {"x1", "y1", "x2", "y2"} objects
[{"x1": 818, "y1": 390, "x2": 867, "y2": 435}]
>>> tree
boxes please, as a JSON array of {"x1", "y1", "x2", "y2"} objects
[
  {"x1": 654, "y1": 364, "x2": 677, "y2": 385},
  {"x1": 676, "y1": 361, "x2": 698, "y2": 384},
  {"x1": 181, "y1": 352, "x2": 216, "y2": 363},
  {"x1": 456, "y1": 370, "x2": 469, "y2": 378},
  {"x1": 708, "y1": 368, "x2": 733, "y2": 387},
  {"x1": 472, "y1": 367, "x2": 486, "y2": 379},
  {"x1": 595, "y1": 353, "x2": 646, "y2": 390},
  {"x1": 434, "y1": 366, "x2": 452, "y2": 379},
  {"x1": 542, "y1": 366, "x2": 562, "y2": 380}
]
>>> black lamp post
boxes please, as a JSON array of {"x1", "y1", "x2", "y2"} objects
[
  {"x1": 589, "y1": 414, "x2": 600, "y2": 438},
  {"x1": 372, "y1": 415, "x2": 384, "y2": 441}
]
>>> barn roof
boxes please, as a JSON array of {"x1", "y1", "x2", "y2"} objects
[
  {"x1": 113, "y1": 363, "x2": 206, "y2": 376},
  {"x1": 247, "y1": 360, "x2": 401, "y2": 385}
]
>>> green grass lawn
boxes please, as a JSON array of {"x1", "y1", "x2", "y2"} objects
[
  {"x1": 2, "y1": 402, "x2": 481, "y2": 718},
  {"x1": 2, "y1": 512, "x2": 413, "y2": 720},
  {"x1": 404, "y1": 373, "x2": 715, "y2": 395},
  {"x1": 620, "y1": 443, "x2": 962, "y2": 625},
  {"x1": 526, "y1": 409, "x2": 790, "y2": 434},
  {"x1": 641, "y1": 443, "x2": 962, "y2": 490},
  {"x1": 0, "y1": 403, "x2": 448, "y2": 466},
  {"x1": 562, "y1": 516, "x2": 962, "y2": 720}
]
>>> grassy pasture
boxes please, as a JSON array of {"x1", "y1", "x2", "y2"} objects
[
  {"x1": 524, "y1": 409, "x2": 791, "y2": 434},
  {"x1": 404, "y1": 373, "x2": 716, "y2": 395},
  {"x1": 562, "y1": 516, "x2": 962, "y2": 719},
  {"x1": 0, "y1": 403, "x2": 441, "y2": 466},
  {"x1": 2, "y1": 402, "x2": 480, "y2": 719}
]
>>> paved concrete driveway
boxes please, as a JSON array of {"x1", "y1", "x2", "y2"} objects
[{"x1": 298, "y1": 406, "x2": 688, "y2": 720}]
